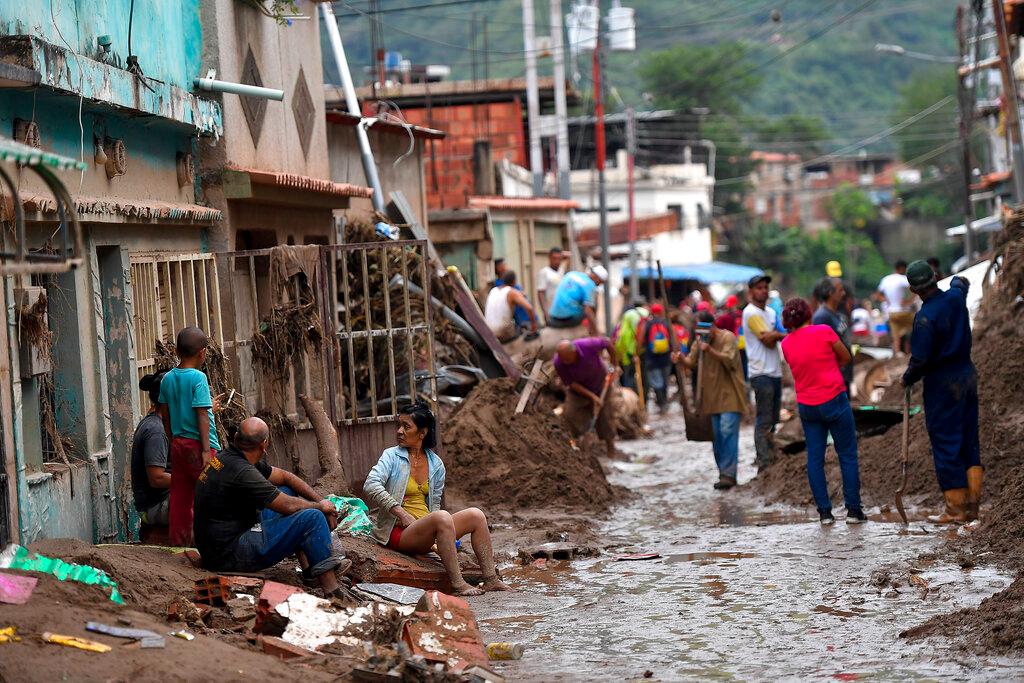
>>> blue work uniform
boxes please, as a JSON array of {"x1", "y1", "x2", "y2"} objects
[{"x1": 902, "y1": 277, "x2": 980, "y2": 491}]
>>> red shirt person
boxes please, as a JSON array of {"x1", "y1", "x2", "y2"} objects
[{"x1": 779, "y1": 297, "x2": 865, "y2": 526}]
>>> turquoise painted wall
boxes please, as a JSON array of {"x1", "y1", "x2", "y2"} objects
[
  {"x1": 0, "y1": 0, "x2": 203, "y2": 90},
  {"x1": 0, "y1": 89, "x2": 190, "y2": 179}
]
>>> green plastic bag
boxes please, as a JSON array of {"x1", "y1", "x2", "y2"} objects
[
  {"x1": 326, "y1": 495, "x2": 374, "y2": 537},
  {"x1": 0, "y1": 544, "x2": 124, "y2": 604}
]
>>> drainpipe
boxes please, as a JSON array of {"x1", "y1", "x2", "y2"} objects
[{"x1": 321, "y1": 3, "x2": 386, "y2": 213}]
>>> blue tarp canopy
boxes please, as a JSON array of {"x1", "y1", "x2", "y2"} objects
[{"x1": 623, "y1": 261, "x2": 764, "y2": 284}]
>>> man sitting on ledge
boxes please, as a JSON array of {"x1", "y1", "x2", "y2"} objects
[{"x1": 194, "y1": 417, "x2": 352, "y2": 598}]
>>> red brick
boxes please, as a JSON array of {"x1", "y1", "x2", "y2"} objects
[
  {"x1": 258, "y1": 635, "x2": 315, "y2": 660},
  {"x1": 402, "y1": 591, "x2": 488, "y2": 672}
]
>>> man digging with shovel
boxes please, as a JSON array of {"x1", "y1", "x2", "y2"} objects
[
  {"x1": 901, "y1": 260, "x2": 983, "y2": 524},
  {"x1": 554, "y1": 337, "x2": 618, "y2": 457}
]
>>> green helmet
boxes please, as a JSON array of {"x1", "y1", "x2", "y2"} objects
[{"x1": 906, "y1": 259, "x2": 936, "y2": 290}]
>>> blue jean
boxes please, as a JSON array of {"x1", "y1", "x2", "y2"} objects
[
  {"x1": 750, "y1": 375, "x2": 782, "y2": 465},
  {"x1": 798, "y1": 392, "x2": 862, "y2": 513},
  {"x1": 711, "y1": 412, "x2": 741, "y2": 479},
  {"x1": 226, "y1": 486, "x2": 342, "y2": 577},
  {"x1": 645, "y1": 361, "x2": 672, "y2": 407}
]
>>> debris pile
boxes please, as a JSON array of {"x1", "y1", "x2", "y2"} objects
[
  {"x1": 0, "y1": 538, "x2": 505, "y2": 681},
  {"x1": 339, "y1": 221, "x2": 477, "y2": 412},
  {"x1": 443, "y1": 378, "x2": 616, "y2": 511}
]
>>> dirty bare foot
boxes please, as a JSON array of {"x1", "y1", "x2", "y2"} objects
[
  {"x1": 451, "y1": 581, "x2": 485, "y2": 596},
  {"x1": 481, "y1": 576, "x2": 512, "y2": 592}
]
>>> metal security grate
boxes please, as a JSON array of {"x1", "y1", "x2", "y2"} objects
[{"x1": 129, "y1": 252, "x2": 224, "y2": 407}]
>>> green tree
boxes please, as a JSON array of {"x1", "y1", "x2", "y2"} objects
[
  {"x1": 827, "y1": 184, "x2": 877, "y2": 232},
  {"x1": 638, "y1": 42, "x2": 761, "y2": 115},
  {"x1": 891, "y1": 65, "x2": 958, "y2": 165},
  {"x1": 639, "y1": 43, "x2": 763, "y2": 212}
]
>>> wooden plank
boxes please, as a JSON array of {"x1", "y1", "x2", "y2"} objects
[
  {"x1": 446, "y1": 268, "x2": 521, "y2": 380},
  {"x1": 515, "y1": 358, "x2": 544, "y2": 414}
]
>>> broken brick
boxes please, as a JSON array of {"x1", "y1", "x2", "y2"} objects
[
  {"x1": 254, "y1": 581, "x2": 305, "y2": 635},
  {"x1": 402, "y1": 590, "x2": 488, "y2": 672},
  {"x1": 258, "y1": 635, "x2": 314, "y2": 660}
]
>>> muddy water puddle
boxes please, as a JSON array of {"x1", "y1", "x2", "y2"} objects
[{"x1": 471, "y1": 407, "x2": 1024, "y2": 681}]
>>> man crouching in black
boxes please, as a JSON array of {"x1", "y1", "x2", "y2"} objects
[{"x1": 194, "y1": 417, "x2": 352, "y2": 598}]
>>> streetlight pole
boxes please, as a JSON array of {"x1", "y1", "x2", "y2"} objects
[{"x1": 626, "y1": 106, "x2": 639, "y2": 299}]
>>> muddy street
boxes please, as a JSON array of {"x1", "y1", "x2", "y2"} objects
[{"x1": 473, "y1": 407, "x2": 1024, "y2": 681}]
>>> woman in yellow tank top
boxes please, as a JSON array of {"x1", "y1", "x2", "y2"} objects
[
  {"x1": 401, "y1": 475, "x2": 430, "y2": 520},
  {"x1": 364, "y1": 402, "x2": 510, "y2": 595}
]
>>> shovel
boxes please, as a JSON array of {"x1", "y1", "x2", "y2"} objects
[
  {"x1": 894, "y1": 386, "x2": 911, "y2": 526},
  {"x1": 585, "y1": 372, "x2": 615, "y2": 434}
]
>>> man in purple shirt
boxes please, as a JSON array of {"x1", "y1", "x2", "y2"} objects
[{"x1": 554, "y1": 337, "x2": 618, "y2": 457}]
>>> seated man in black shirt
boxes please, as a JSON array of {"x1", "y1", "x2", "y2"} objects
[{"x1": 194, "y1": 417, "x2": 350, "y2": 596}]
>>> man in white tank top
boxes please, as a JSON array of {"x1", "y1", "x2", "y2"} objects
[{"x1": 485, "y1": 271, "x2": 538, "y2": 342}]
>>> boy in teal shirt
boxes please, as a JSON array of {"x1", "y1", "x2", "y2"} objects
[{"x1": 160, "y1": 326, "x2": 220, "y2": 546}]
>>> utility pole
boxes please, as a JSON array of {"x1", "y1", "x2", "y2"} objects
[
  {"x1": 593, "y1": 33, "x2": 612, "y2": 333},
  {"x1": 957, "y1": 6, "x2": 976, "y2": 262},
  {"x1": 522, "y1": 0, "x2": 544, "y2": 196},
  {"x1": 626, "y1": 106, "x2": 639, "y2": 299},
  {"x1": 990, "y1": 0, "x2": 1024, "y2": 203},
  {"x1": 549, "y1": 0, "x2": 580, "y2": 269},
  {"x1": 550, "y1": 0, "x2": 571, "y2": 199}
]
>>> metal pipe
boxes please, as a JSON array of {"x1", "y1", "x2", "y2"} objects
[
  {"x1": 193, "y1": 77, "x2": 283, "y2": 101},
  {"x1": 550, "y1": 0, "x2": 571, "y2": 199},
  {"x1": 321, "y1": 3, "x2": 386, "y2": 213}
]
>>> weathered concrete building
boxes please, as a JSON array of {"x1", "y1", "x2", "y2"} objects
[{"x1": 0, "y1": 0, "x2": 223, "y2": 545}]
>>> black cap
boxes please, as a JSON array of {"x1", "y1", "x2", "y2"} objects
[{"x1": 748, "y1": 274, "x2": 771, "y2": 288}]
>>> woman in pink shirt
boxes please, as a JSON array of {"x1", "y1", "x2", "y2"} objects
[{"x1": 780, "y1": 298, "x2": 865, "y2": 525}]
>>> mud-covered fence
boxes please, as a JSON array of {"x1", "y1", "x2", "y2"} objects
[{"x1": 320, "y1": 241, "x2": 439, "y2": 489}]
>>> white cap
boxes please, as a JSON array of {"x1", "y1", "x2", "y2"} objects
[{"x1": 589, "y1": 264, "x2": 608, "y2": 282}]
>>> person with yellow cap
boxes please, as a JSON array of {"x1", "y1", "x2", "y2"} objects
[{"x1": 825, "y1": 260, "x2": 843, "y2": 278}]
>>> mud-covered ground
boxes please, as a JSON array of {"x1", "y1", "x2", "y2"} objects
[{"x1": 470, "y1": 406, "x2": 1024, "y2": 681}]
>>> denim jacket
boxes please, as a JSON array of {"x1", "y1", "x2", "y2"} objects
[{"x1": 363, "y1": 446, "x2": 445, "y2": 545}]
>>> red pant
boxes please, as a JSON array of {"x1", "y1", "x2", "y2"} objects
[{"x1": 169, "y1": 437, "x2": 207, "y2": 547}]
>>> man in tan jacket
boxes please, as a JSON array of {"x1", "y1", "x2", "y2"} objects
[{"x1": 675, "y1": 311, "x2": 748, "y2": 489}]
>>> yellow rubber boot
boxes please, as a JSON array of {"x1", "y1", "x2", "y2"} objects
[
  {"x1": 965, "y1": 466, "x2": 984, "y2": 522},
  {"x1": 927, "y1": 488, "x2": 968, "y2": 524}
]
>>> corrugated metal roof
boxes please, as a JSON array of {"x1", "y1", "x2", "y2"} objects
[{"x1": 467, "y1": 196, "x2": 579, "y2": 211}]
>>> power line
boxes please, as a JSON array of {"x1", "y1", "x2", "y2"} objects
[{"x1": 725, "y1": 0, "x2": 882, "y2": 84}]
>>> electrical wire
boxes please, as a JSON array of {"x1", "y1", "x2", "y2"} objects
[{"x1": 724, "y1": 0, "x2": 881, "y2": 85}]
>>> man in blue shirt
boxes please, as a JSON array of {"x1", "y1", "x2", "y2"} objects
[
  {"x1": 901, "y1": 260, "x2": 981, "y2": 524},
  {"x1": 547, "y1": 265, "x2": 607, "y2": 329}
]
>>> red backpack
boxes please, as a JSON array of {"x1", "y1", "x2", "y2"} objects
[{"x1": 646, "y1": 319, "x2": 671, "y2": 355}]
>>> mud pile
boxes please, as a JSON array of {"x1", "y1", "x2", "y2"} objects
[
  {"x1": 901, "y1": 218, "x2": 1024, "y2": 653},
  {"x1": 754, "y1": 263, "x2": 1024, "y2": 512},
  {"x1": 751, "y1": 413, "x2": 937, "y2": 508},
  {"x1": 442, "y1": 378, "x2": 616, "y2": 511}
]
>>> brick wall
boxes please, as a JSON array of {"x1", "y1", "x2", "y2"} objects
[{"x1": 400, "y1": 101, "x2": 527, "y2": 209}]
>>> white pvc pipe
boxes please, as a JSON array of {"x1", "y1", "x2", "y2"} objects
[{"x1": 193, "y1": 77, "x2": 283, "y2": 101}]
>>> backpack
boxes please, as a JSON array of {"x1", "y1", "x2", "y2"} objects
[{"x1": 646, "y1": 319, "x2": 671, "y2": 355}]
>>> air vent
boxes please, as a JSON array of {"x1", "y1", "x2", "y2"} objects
[{"x1": 104, "y1": 138, "x2": 127, "y2": 179}]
